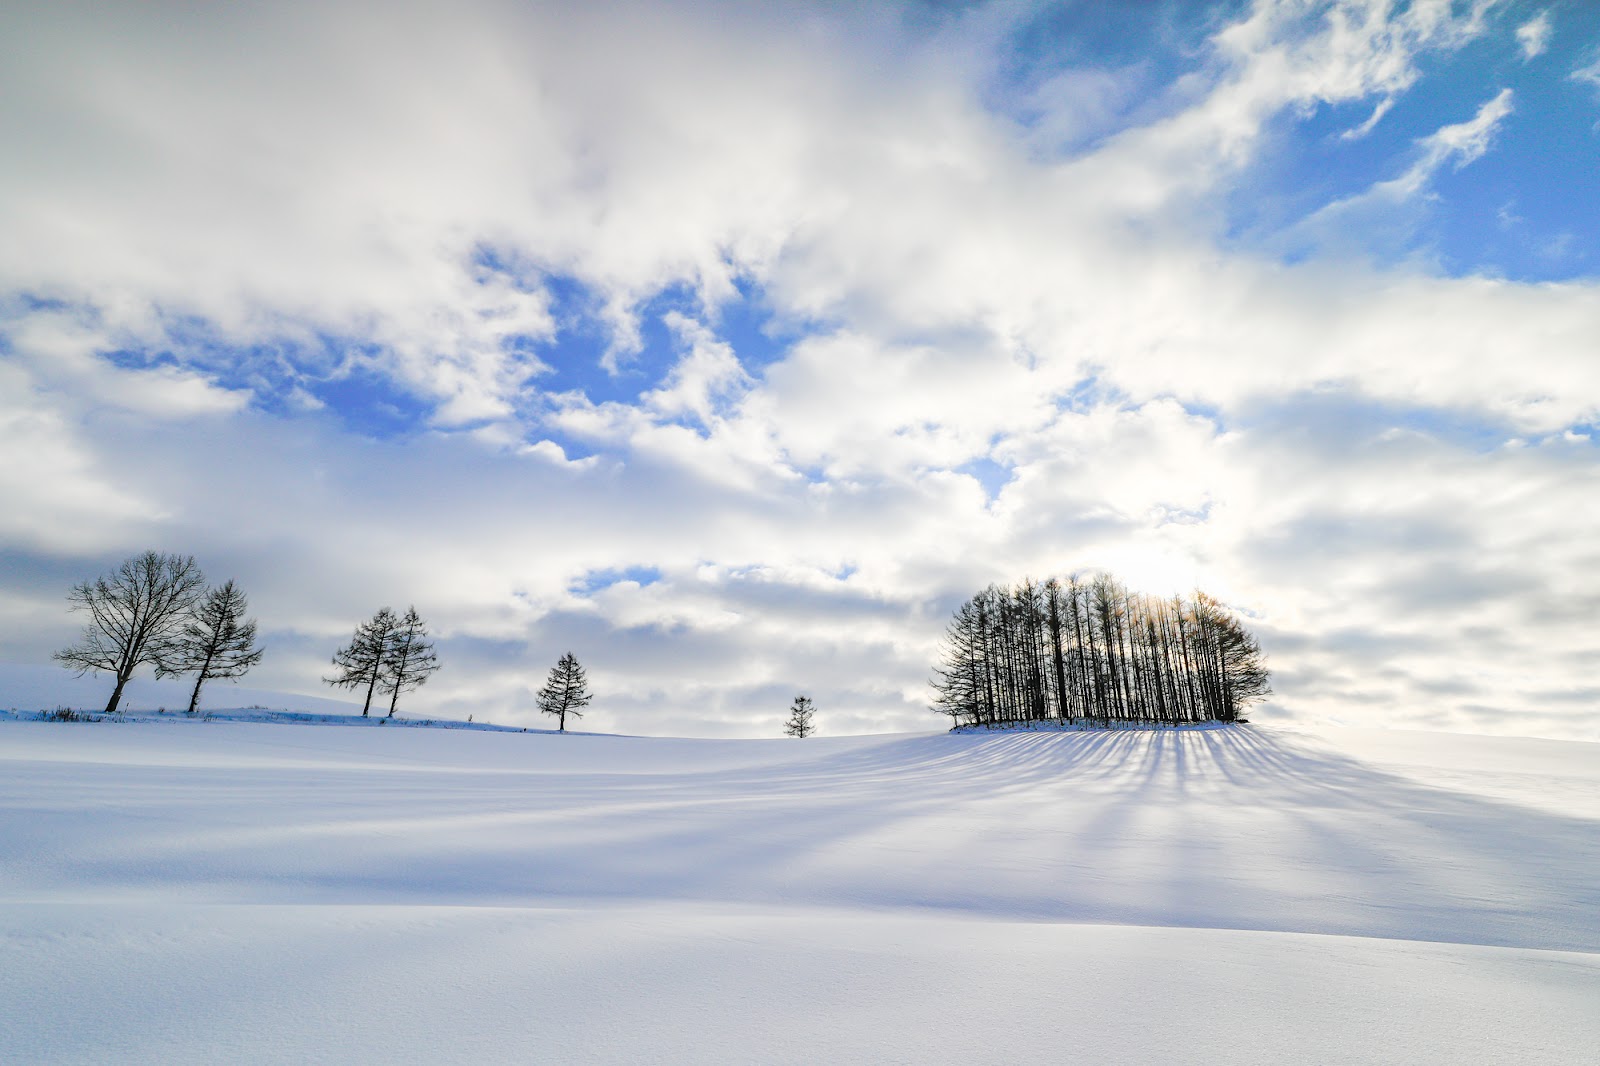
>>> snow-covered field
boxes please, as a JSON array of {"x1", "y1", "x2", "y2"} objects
[{"x1": 2, "y1": 713, "x2": 1596, "y2": 1064}]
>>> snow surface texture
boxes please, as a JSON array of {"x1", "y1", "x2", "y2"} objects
[{"x1": 1, "y1": 715, "x2": 1596, "y2": 1064}]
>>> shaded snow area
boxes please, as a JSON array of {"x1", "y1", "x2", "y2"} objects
[{"x1": 1, "y1": 718, "x2": 1596, "y2": 1064}]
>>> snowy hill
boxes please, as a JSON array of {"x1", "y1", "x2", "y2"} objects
[{"x1": 1, "y1": 718, "x2": 1595, "y2": 1064}]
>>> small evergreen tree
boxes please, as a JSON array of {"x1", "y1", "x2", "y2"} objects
[
  {"x1": 784, "y1": 695, "x2": 816, "y2": 738},
  {"x1": 325, "y1": 607, "x2": 399, "y2": 716},
  {"x1": 160, "y1": 579, "x2": 264, "y2": 713},
  {"x1": 537, "y1": 652, "x2": 592, "y2": 732},
  {"x1": 382, "y1": 605, "x2": 440, "y2": 718}
]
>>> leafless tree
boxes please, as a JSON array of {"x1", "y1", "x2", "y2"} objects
[
  {"x1": 160, "y1": 579, "x2": 263, "y2": 713},
  {"x1": 54, "y1": 551, "x2": 207, "y2": 714},
  {"x1": 325, "y1": 607, "x2": 400, "y2": 716},
  {"x1": 382, "y1": 605, "x2": 440, "y2": 718}
]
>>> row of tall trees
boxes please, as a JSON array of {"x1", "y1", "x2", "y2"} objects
[
  {"x1": 54, "y1": 551, "x2": 263, "y2": 715},
  {"x1": 931, "y1": 573, "x2": 1270, "y2": 728}
]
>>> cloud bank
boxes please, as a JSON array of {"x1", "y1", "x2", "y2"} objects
[{"x1": 4, "y1": 0, "x2": 1596, "y2": 739}]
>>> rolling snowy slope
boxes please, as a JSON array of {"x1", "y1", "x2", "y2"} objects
[{"x1": 1, "y1": 717, "x2": 1595, "y2": 1064}]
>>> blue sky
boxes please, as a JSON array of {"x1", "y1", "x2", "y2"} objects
[{"x1": 2, "y1": 0, "x2": 1597, "y2": 739}]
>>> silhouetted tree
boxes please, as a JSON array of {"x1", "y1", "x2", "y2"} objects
[
  {"x1": 160, "y1": 579, "x2": 263, "y2": 713},
  {"x1": 325, "y1": 607, "x2": 399, "y2": 716},
  {"x1": 53, "y1": 551, "x2": 207, "y2": 714},
  {"x1": 784, "y1": 695, "x2": 817, "y2": 737},
  {"x1": 537, "y1": 652, "x2": 592, "y2": 732},
  {"x1": 1191, "y1": 592, "x2": 1272, "y2": 721},
  {"x1": 931, "y1": 572, "x2": 1270, "y2": 728},
  {"x1": 382, "y1": 606, "x2": 440, "y2": 718},
  {"x1": 930, "y1": 598, "x2": 988, "y2": 726}
]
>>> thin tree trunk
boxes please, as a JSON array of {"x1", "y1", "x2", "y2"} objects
[
  {"x1": 187, "y1": 646, "x2": 215, "y2": 714},
  {"x1": 1177, "y1": 600, "x2": 1200, "y2": 721},
  {"x1": 1069, "y1": 583, "x2": 1092, "y2": 720},
  {"x1": 1047, "y1": 587, "x2": 1068, "y2": 721},
  {"x1": 1114, "y1": 594, "x2": 1136, "y2": 720}
]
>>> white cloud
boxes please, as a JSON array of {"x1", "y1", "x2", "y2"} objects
[
  {"x1": 1341, "y1": 96, "x2": 1395, "y2": 140},
  {"x1": 0, "y1": 366, "x2": 161, "y2": 553},
  {"x1": 0, "y1": 0, "x2": 1541, "y2": 429},
  {"x1": 645, "y1": 314, "x2": 754, "y2": 430},
  {"x1": 1516, "y1": 12, "x2": 1552, "y2": 60},
  {"x1": 1408, "y1": 87, "x2": 1515, "y2": 179},
  {"x1": 4, "y1": 307, "x2": 250, "y2": 419},
  {"x1": 513, "y1": 437, "x2": 602, "y2": 473}
]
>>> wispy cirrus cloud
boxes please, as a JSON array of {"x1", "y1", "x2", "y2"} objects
[
  {"x1": 1271, "y1": 88, "x2": 1515, "y2": 263},
  {"x1": 1573, "y1": 50, "x2": 1600, "y2": 93}
]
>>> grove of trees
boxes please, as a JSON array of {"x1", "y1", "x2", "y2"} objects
[
  {"x1": 382, "y1": 606, "x2": 441, "y2": 717},
  {"x1": 53, "y1": 551, "x2": 262, "y2": 714},
  {"x1": 931, "y1": 573, "x2": 1269, "y2": 728},
  {"x1": 325, "y1": 606, "x2": 441, "y2": 717}
]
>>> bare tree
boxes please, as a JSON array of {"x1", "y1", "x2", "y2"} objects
[
  {"x1": 325, "y1": 607, "x2": 399, "y2": 716},
  {"x1": 1192, "y1": 592, "x2": 1272, "y2": 721},
  {"x1": 537, "y1": 652, "x2": 592, "y2": 732},
  {"x1": 382, "y1": 605, "x2": 440, "y2": 718},
  {"x1": 53, "y1": 551, "x2": 207, "y2": 714},
  {"x1": 784, "y1": 694, "x2": 817, "y2": 738},
  {"x1": 930, "y1": 598, "x2": 987, "y2": 726},
  {"x1": 160, "y1": 579, "x2": 264, "y2": 713}
]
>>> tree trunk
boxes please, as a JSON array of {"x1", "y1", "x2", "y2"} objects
[
  {"x1": 187, "y1": 646, "x2": 215, "y2": 714},
  {"x1": 104, "y1": 674, "x2": 129, "y2": 715},
  {"x1": 1046, "y1": 588, "x2": 1068, "y2": 721}
]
